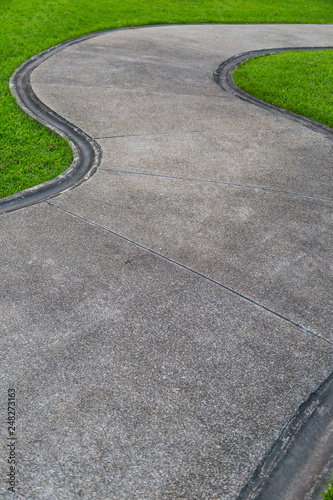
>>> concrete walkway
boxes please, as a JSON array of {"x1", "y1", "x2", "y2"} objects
[{"x1": 1, "y1": 25, "x2": 333, "y2": 498}]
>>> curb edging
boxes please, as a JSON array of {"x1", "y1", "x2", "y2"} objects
[
  {"x1": 0, "y1": 32, "x2": 111, "y2": 215},
  {"x1": 214, "y1": 46, "x2": 333, "y2": 142},
  {"x1": 237, "y1": 371, "x2": 333, "y2": 499}
]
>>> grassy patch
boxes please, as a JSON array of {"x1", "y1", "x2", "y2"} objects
[
  {"x1": 0, "y1": 86, "x2": 73, "y2": 199},
  {"x1": 322, "y1": 478, "x2": 333, "y2": 500},
  {"x1": 233, "y1": 50, "x2": 333, "y2": 129},
  {"x1": 1, "y1": 0, "x2": 333, "y2": 198}
]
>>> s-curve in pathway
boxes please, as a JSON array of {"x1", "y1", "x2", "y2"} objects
[{"x1": 1, "y1": 25, "x2": 333, "y2": 499}]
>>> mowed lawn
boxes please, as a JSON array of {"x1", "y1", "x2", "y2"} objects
[
  {"x1": 233, "y1": 49, "x2": 333, "y2": 129},
  {"x1": 1, "y1": 0, "x2": 332, "y2": 198}
]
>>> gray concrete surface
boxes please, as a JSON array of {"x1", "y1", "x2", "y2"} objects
[{"x1": 1, "y1": 25, "x2": 333, "y2": 498}]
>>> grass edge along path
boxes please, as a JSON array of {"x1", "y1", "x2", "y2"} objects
[
  {"x1": 1, "y1": 0, "x2": 333, "y2": 198},
  {"x1": 233, "y1": 49, "x2": 333, "y2": 129},
  {"x1": 323, "y1": 478, "x2": 333, "y2": 500}
]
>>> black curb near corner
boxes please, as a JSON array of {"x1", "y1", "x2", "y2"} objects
[
  {"x1": 0, "y1": 32, "x2": 108, "y2": 215},
  {"x1": 1, "y1": 25, "x2": 183, "y2": 215},
  {"x1": 214, "y1": 46, "x2": 333, "y2": 142},
  {"x1": 237, "y1": 370, "x2": 333, "y2": 500},
  {"x1": 1, "y1": 30, "x2": 120, "y2": 215}
]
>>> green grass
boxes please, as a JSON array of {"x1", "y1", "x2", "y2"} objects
[
  {"x1": 233, "y1": 50, "x2": 333, "y2": 129},
  {"x1": 322, "y1": 478, "x2": 333, "y2": 500},
  {"x1": 1, "y1": 0, "x2": 333, "y2": 198}
]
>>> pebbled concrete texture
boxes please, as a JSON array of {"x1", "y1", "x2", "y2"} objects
[
  {"x1": 1, "y1": 204, "x2": 333, "y2": 499},
  {"x1": 31, "y1": 84, "x2": 292, "y2": 138},
  {"x1": 95, "y1": 128, "x2": 333, "y2": 199},
  {"x1": 52, "y1": 170, "x2": 333, "y2": 337},
  {"x1": 1, "y1": 24, "x2": 333, "y2": 498}
]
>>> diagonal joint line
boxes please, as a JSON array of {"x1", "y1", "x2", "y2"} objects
[
  {"x1": 98, "y1": 169, "x2": 333, "y2": 201},
  {"x1": 47, "y1": 200, "x2": 332, "y2": 346}
]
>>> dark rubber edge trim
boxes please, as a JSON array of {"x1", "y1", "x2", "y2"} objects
[
  {"x1": 214, "y1": 47, "x2": 333, "y2": 500},
  {"x1": 214, "y1": 46, "x2": 333, "y2": 141},
  {"x1": 237, "y1": 371, "x2": 333, "y2": 500},
  {"x1": 3, "y1": 25, "x2": 177, "y2": 214},
  {"x1": 0, "y1": 30, "x2": 123, "y2": 214}
]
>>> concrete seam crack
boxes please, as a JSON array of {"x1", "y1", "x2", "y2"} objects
[
  {"x1": 47, "y1": 200, "x2": 333, "y2": 346},
  {"x1": 98, "y1": 168, "x2": 333, "y2": 201}
]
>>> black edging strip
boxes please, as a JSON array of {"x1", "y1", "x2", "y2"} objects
[
  {"x1": 0, "y1": 32, "x2": 107, "y2": 214},
  {"x1": 214, "y1": 46, "x2": 333, "y2": 500},
  {"x1": 2, "y1": 25, "x2": 172, "y2": 215},
  {"x1": 238, "y1": 370, "x2": 333, "y2": 500},
  {"x1": 214, "y1": 46, "x2": 333, "y2": 142},
  {"x1": 0, "y1": 30, "x2": 131, "y2": 214},
  {"x1": 1, "y1": 28, "x2": 147, "y2": 215}
]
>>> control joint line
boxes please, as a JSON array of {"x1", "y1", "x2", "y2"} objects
[
  {"x1": 47, "y1": 200, "x2": 332, "y2": 346},
  {"x1": 98, "y1": 168, "x2": 333, "y2": 201}
]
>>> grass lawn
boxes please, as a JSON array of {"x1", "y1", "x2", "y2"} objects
[
  {"x1": 323, "y1": 478, "x2": 333, "y2": 500},
  {"x1": 1, "y1": 0, "x2": 332, "y2": 198},
  {"x1": 233, "y1": 50, "x2": 333, "y2": 129}
]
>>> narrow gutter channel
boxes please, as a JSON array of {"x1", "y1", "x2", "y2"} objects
[{"x1": 237, "y1": 372, "x2": 333, "y2": 500}]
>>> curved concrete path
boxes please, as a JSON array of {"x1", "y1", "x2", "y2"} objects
[{"x1": 1, "y1": 25, "x2": 333, "y2": 498}]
